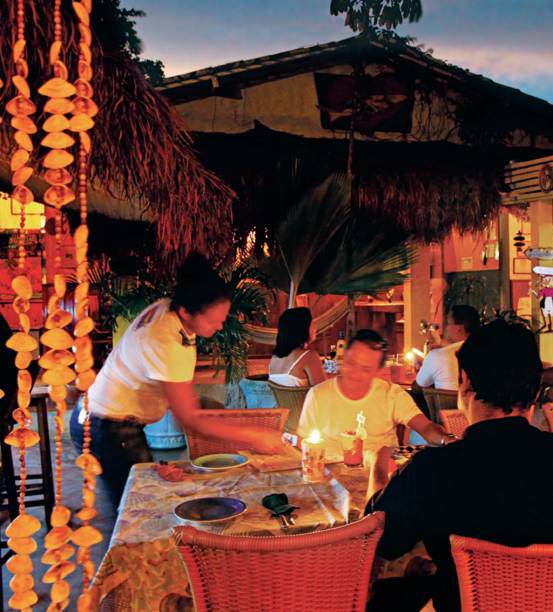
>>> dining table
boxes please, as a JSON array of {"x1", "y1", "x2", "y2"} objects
[{"x1": 91, "y1": 449, "x2": 424, "y2": 611}]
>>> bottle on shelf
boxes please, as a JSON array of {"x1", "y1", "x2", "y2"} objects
[{"x1": 335, "y1": 331, "x2": 346, "y2": 362}]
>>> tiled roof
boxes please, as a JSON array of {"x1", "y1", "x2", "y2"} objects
[{"x1": 159, "y1": 35, "x2": 553, "y2": 115}]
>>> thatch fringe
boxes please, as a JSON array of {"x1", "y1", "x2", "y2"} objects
[
  {"x1": 0, "y1": 0, "x2": 235, "y2": 263},
  {"x1": 194, "y1": 130, "x2": 504, "y2": 248},
  {"x1": 357, "y1": 166, "x2": 502, "y2": 242}
]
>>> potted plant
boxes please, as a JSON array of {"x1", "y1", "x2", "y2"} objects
[{"x1": 197, "y1": 256, "x2": 275, "y2": 406}]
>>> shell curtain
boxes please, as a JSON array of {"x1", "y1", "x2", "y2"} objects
[{"x1": 2, "y1": 1, "x2": 101, "y2": 610}]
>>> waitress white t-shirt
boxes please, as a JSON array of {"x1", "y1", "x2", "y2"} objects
[
  {"x1": 88, "y1": 299, "x2": 196, "y2": 423},
  {"x1": 298, "y1": 377, "x2": 421, "y2": 457}
]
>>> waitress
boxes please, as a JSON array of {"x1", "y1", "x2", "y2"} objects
[{"x1": 70, "y1": 254, "x2": 285, "y2": 506}]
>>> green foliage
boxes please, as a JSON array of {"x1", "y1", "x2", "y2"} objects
[
  {"x1": 197, "y1": 258, "x2": 275, "y2": 384},
  {"x1": 91, "y1": 0, "x2": 165, "y2": 82},
  {"x1": 260, "y1": 174, "x2": 414, "y2": 302},
  {"x1": 444, "y1": 272, "x2": 500, "y2": 321},
  {"x1": 275, "y1": 174, "x2": 352, "y2": 305},
  {"x1": 86, "y1": 256, "x2": 170, "y2": 331},
  {"x1": 302, "y1": 226, "x2": 415, "y2": 295},
  {"x1": 137, "y1": 59, "x2": 166, "y2": 86},
  {"x1": 330, "y1": 0, "x2": 422, "y2": 32}
]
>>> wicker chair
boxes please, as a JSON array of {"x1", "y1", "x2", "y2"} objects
[
  {"x1": 175, "y1": 511, "x2": 385, "y2": 612},
  {"x1": 450, "y1": 535, "x2": 553, "y2": 612},
  {"x1": 185, "y1": 408, "x2": 289, "y2": 460},
  {"x1": 267, "y1": 381, "x2": 310, "y2": 434},
  {"x1": 422, "y1": 388, "x2": 458, "y2": 423},
  {"x1": 439, "y1": 409, "x2": 469, "y2": 438}
]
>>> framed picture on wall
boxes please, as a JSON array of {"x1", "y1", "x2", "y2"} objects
[{"x1": 513, "y1": 257, "x2": 532, "y2": 274}]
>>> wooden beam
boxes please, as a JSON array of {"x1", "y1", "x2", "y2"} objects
[
  {"x1": 507, "y1": 154, "x2": 553, "y2": 169},
  {"x1": 503, "y1": 192, "x2": 553, "y2": 205}
]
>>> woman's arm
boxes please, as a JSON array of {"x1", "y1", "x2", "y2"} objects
[{"x1": 162, "y1": 381, "x2": 286, "y2": 453}]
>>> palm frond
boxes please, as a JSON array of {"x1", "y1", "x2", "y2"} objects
[
  {"x1": 276, "y1": 174, "x2": 351, "y2": 303},
  {"x1": 307, "y1": 234, "x2": 416, "y2": 295}
]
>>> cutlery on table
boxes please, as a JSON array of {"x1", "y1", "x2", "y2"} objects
[{"x1": 262, "y1": 493, "x2": 299, "y2": 530}]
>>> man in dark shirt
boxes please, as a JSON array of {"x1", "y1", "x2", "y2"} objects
[{"x1": 366, "y1": 319, "x2": 553, "y2": 611}]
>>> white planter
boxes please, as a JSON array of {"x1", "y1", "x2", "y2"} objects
[{"x1": 144, "y1": 411, "x2": 186, "y2": 449}]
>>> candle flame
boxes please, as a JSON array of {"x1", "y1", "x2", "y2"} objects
[
  {"x1": 307, "y1": 429, "x2": 321, "y2": 443},
  {"x1": 405, "y1": 351, "x2": 415, "y2": 363}
]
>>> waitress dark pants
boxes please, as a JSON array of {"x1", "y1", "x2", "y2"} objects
[{"x1": 70, "y1": 399, "x2": 153, "y2": 509}]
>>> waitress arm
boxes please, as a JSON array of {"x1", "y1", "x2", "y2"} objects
[{"x1": 161, "y1": 380, "x2": 286, "y2": 454}]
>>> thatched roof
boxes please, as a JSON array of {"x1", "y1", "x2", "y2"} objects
[{"x1": 0, "y1": 0, "x2": 235, "y2": 262}]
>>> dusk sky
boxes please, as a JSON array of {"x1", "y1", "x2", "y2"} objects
[{"x1": 122, "y1": 0, "x2": 553, "y2": 103}]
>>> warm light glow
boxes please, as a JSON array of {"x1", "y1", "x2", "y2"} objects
[
  {"x1": 0, "y1": 192, "x2": 45, "y2": 231},
  {"x1": 307, "y1": 430, "x2": 322, "y2": 444},
  {"x1": 412, "y1": 348, "x2": 424, "y2": 359},
  {"x1": 405, "y1": 351, "x2": 415, "y2": 363}
]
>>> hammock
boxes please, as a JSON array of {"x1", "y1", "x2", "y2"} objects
[{"x1": 244, "y1": 297, "x2": 349, "y2": 345}]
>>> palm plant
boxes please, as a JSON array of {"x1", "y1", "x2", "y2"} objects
[
  {"x1": 260, "y1": 174, "x2": 415, "y2": 305},
  {"x1": 197, "y1": 258, "x2": 275, "y2": 384}
]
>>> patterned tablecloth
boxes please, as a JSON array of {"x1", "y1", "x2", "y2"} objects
[{"x1": 91, "y1": 461, "x2": 373, "y2": 611}]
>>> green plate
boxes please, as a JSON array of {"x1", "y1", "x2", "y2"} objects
[{"x1": 191, "y1": 453, "x2": 249, "y2": 471}]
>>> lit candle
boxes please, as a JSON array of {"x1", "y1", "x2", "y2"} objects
[
  {"x1": 404, "y1": 351, "x2": 415, "y2": 364},
  {"x1": 356, "y1": 411, "x2": 367, "y2": 440},
  {"x1": 301, "y1": 430, "x2": 325, "y2": 482}
]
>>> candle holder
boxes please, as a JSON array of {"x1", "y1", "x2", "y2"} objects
[
  {"x1": 341, "y1": 431, "x2": 364, "y2": 467},
  {"x1": 301, "y1": 431, "x2": 325, "y2": 483}
]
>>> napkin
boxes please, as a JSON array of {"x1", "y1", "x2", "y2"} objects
[
  {"x1": 155, "y1": 461, "x2": 190, "y2": 482},
  {"x1": 261, "y1": 493, "x2": 299, "y2": 517},
  {"x1": 239, "y1": 447, "x2": 302, "y2": 472}
]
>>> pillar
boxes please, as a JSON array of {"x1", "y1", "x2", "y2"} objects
[
  {"x1": 403, "y1": 245, "x2": 431, "y2": 352},
  {"x1": 530, "y1": 200, "x2": 553, "y2": 364}
]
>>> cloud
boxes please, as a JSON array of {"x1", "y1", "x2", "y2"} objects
[{"x1": 431, "y1": 44, "x2": 553, "y2": 85}]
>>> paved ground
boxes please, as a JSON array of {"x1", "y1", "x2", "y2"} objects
[{"x1": 1, "y1": 408, "x2": 188, "y2": 611}]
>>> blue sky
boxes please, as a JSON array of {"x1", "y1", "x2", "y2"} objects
[{"x1": 122, "y1": 0, "x2": 553, "y2": 102}]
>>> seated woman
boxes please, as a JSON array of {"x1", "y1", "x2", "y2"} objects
[{"x1": 269, "y1": 307, "x2": 325, "y2": 387}]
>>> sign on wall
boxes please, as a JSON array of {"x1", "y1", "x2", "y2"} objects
[{"x1": 314, "y1": 71, "x2": 414, "y2": 134}]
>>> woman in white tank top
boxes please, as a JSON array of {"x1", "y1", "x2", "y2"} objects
[{"x1": 269, "y1": 307, "x2": 326, "y2": 387}]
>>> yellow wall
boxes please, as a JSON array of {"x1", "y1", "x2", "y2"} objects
[{"x1": 0, "y1": 192, "x2": 44, "y2": 230}]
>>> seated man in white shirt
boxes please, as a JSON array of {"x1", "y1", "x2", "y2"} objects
[
  {"x1": 415, "y1": 305, "x2": 480, "y2": 391},
  {"x1": 298, "y1": 329, "x2": 449, "y2": 459}
]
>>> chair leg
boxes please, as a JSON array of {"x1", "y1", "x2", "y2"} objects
[{"x1": 36, "y1": 399, "x2": 54, "y2": 529}]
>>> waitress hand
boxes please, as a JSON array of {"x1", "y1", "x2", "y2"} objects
[{"x1": 252, "y1": 430, "x2": 288, "y2": 454}]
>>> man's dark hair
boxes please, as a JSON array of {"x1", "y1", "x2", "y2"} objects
[
  {"x1": 347, "y1": 329, "x2": 388, "y2": 366},
  {"x1": 456, "y1": 319, "x2": 542, "y2": 414},
  {"x1": 170, "y1": 253, "x2": 231, "y2": 314},
  {"x1": 273, "y1": 307, "x2": 312, "y2": 358},
  {"x1": 450, "y1": 305, "x2": 480, "y2": 335}
]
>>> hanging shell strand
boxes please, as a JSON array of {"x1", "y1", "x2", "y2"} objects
[
  {"x1": 4, "y1": 1, "x2": 41, "y2": 609},
  {"x1": 37, "y1": 1, "x2": 76, "y2": 609},
  {"x1": 71, "y1": 3, "x2": 103, "y2": 610}
]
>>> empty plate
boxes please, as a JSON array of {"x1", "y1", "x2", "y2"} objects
[
  {"x1": 174, "y1": 497, "x2": 247, "y2": 523},
  {"x1": 191, "y1": 453, "x2": 249, "y2": 471}
]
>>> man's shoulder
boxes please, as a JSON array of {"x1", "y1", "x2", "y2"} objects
[
  {"x1": 310, "y1": 378, "x2": 336, "y2": 396},
  {"x1": 376, "y1": 378, "x2": 410, "y2": 399}
]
